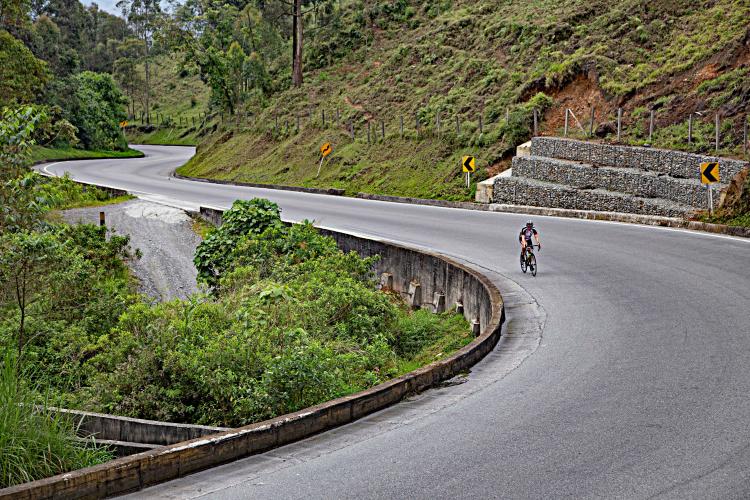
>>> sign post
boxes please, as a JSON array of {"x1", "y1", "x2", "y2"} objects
[
  {"x1": 700, "y1": 161, "x2": 720, "y2": 215},
  {"x1": 462, "y1": 156, "x2": 476, "y2": 188},
  {"x1": 317, "y1": 142, "x2": 333, "y2": 178}
]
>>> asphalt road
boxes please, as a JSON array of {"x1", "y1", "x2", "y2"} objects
[{"x1": 44, "y1": 145, "x2": 750, "y2": 499}]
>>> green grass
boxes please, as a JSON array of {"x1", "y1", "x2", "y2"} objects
[
  {"x1": 125, "y1": 126, "x2": 200, "y2": 146},
  {"x1": 31, "y1": 146, "x2": 144, "y2": 163},
  {"x1": 174, "y1": 0, "x2": 750, "y2": 200},
  {"x1": 0, "y1": 356, "x2": 112, "y2": 488},
  {"x1": 58, "y1": 195, "x2": 135, "y2": 210}
]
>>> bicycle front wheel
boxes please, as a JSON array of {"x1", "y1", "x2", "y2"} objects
[
  {"x1": 529, "y1": 253, "x2": 537, "y2": 277},
  {"x1": 520, "y1": 253, "x2": 527, "y2": 273}
]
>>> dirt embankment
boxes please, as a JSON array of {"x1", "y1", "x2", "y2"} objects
[{"x1": 64, "y1": 200, "x2": 202, "y2": 301}]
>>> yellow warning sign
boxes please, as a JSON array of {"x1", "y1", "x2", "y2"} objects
[
  {"x1": 320, "y1": 142, "x2": 333, "y2": 157},
  {"x1": 119, "y1": 120, "x2": 129, "y2": 128},
  {"x1": 462, "y1": 156, "x2": 476, "y2": 173},
  {"x1": 700, "y1": 162, "x2": 720, "y2": 184}
]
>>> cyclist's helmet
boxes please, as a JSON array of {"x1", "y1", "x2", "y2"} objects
[{"x1": 526, "y1": 220, "x2": 534, "y2": 227}]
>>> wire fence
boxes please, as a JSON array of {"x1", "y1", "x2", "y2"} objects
[{"x1": 130, "y1": 103, "x2": 750, "y2": 160}]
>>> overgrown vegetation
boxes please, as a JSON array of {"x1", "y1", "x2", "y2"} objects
[
  {"x1": 68, "y1": 199, "x2": 472, "y2": 426},
  {"x1": 161, "y1": 0, "x2": 750, "y2": 199},
  {"x1": 0, "y1": 106, "x2": 130, "y2": 487}
]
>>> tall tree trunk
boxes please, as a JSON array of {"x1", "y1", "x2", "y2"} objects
[{"x1": 292, "y1": 0, "x2": 303, "y2": 87}]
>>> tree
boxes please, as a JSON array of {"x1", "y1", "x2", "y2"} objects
[
  {"x1": 0, "y1": 231, "x2": 63, "y2": 366},
  {"x1": 0, "y1": 29, "x2": 48, "y2": 106},
  {"x1": 117, "y1": 0, "x2": 161, "y2": 121},
  {"x1": 58, "y1": 71, "x2": 127, "y2": 150}
]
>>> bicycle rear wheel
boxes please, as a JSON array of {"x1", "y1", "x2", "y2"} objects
[{"x1": 529, "y1": 253, "x2": 537, "y2": 277}]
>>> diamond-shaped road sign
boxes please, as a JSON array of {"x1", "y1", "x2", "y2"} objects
[
  {"x1": 462, "y1": 156, "x2": 476, "y2": 173},
  {"x1": 320, "y1": 142, "x2": 333, "y2": 158},
  {"x1": 700, "y1": 162, "x2": 720, "y2": 184}
]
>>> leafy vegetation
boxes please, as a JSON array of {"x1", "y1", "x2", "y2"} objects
[
  {"x1": 0, "y1": 106, "x2": 130, "y2": 486},
  {"x1": 69, "y1": 199, "x2": 471, "y2": 426}
]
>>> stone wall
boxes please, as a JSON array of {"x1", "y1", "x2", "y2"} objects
[
  {"x1": 531, "y1": 137, "x2": 748, "y2": 181},
  {"x1": 492, "y1": 177, "x2": 689, "y2": 217},
  {"x1": 513, "y1": 156, "x2": 710, "y2": 209}
]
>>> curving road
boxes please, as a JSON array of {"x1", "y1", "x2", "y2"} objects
[{"x1": 44, "y1": 145, "x2": 750, "y2": 499}]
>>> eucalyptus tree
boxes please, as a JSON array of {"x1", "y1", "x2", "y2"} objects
[{"x1": 116, "y1": 0, "x2": 162, "y2": 121}]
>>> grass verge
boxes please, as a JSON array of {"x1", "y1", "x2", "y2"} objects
[{"x1": 31, "y1": 146, "x2": 144, "y2": 163}]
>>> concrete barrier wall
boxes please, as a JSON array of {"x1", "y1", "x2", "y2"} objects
[
  {"x1": 53, "y1": 407, "x2": 229, "y2": 446},
  {"x1": 1, "y1": 207, "x2": 504, "y2": 500},
  {"x1": 531, "y1": 137, "x2": 748, "y2": 180}
]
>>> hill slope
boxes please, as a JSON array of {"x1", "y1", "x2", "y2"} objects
[{"x1": 177, "y1": 0, "x2": 750, "y2": 200}]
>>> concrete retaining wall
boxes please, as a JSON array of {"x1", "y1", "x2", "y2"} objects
[
  {"x1": 513, "y1": 155, "x2": 712, "y2": 209},
  {"x1": 531, "y1": 137, "x2": 748, "y2": 181},
  {"x1": 0, "y1": 208, "x2": 504, "y2": 500}
]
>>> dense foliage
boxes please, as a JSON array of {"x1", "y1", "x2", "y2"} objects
[
  {"x1": 0, "y1": 106, "x2": 125, "y2": 487},
  {"x1": 70, "y1": 200, "x2": 470, "y2": 426}
]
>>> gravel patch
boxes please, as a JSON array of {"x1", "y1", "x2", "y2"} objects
[{"x1": 63, "y1": 200, "x2": 203, "y2": 301}]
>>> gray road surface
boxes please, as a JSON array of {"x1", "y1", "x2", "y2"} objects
[{"x1": 43, "y1": 145, "x2": 750, "y2": 499}]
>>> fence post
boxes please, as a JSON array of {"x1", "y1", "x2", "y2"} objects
[
  {"x1": 336, "y1": 108, "x2": 340, "y2": 123},
  {"x1": 649, "y1": 109, "x2": 654, "y2": 143},
  {"x1": 381, "y1": 120, "x2": 385, "y2": 141},
  {"x1": 589, "y1": 106, "x2": 595, "y2": 137},
  {"x1": 564, "y1": 108, "x2": 569, "y2": 137},
  {"x1": 415, "y1": 111, "x2": 420, "y2": 136},
  {"x1": 400, "y1": 116, "x2": 404, "y2": 138},
  {"x1": 505, "y1": 108, "x2": 509, "y2": 123},
  {"x1": 688, "y1": 113, "x2": 693, "y2": 145},
  {"x1": 533, "y1": 109, "x2": 538, "y2": 137},
  {"x1": 744, "y1": 115, "x2": 748, "y2": 158},
  {"x1": 715, "y1": 113, "x2": 720, "y2": 154},
  {"x1": 616, "y1": 108, "x2": 622, "y2": 142},
  {"x1": 367, "y1": 121, "x2": 371, "y2": 144}
]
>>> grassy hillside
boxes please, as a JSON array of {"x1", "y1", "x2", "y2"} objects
[
  {"x1": 177, "y1": 0, "x2": 750, "y2": 200},
  {"x1": 124, "y1": 54, "x2": 211, "y2": 146}
]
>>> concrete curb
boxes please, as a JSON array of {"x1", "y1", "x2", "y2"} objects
[
  {"x1": 0, "y1": 218, "x2": 505, "y2": 500},
  {"x1": 172, "y1": 173, "x2": 749, "y2": 239}
]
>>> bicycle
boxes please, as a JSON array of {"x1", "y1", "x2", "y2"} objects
[{"x1": 520, "y1": 244, "x2": 539, "y2": 277}]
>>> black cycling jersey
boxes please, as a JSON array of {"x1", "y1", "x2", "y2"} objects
[{"x1": 519, "y1": 226, "x2": 538, "y2": 244}]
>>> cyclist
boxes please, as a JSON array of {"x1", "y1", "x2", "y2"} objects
[{"x1": 519, "y1": 220, "x2": 541, "y2": 261}]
